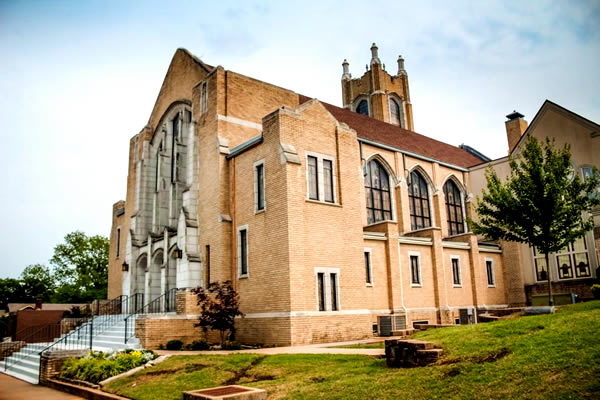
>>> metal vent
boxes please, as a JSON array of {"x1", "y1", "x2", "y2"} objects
[
  {"x1": 378, "y1": 316, "x2": 393, "y2": 336},
  {"x1": 393, "y1": 315, "x2": 407, "y2": 330}
]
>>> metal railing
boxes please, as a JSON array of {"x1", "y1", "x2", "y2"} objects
[
  {"x1": 93, "y1": 295, "x2": 129, "y2": 337},
  {"x1": 4, "y1": 322, "x2": 64, "y2": 371},
  {"x1": 124, "y1": 288, "x2": 177, "y2": 344}
]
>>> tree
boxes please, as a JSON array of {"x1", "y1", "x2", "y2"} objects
[
  {"x1": 20, "y1": 264, "x2": 55, "y2": 302},
  {"x1": 470, "y1": 136, "x2": 600, "y2": 306},
  {"x1": 0, "y1": 278, "x2": 25, "y2": 311},
  {"x1": 192, "y1": 281, "x2": 244, "y2": 345},
  {"x1": 50, "y1": 231, "x2": 109, "y2": 303}
]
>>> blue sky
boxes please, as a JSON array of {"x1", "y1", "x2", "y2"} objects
[{"x1": 0, "y1": 0, "x2": 599, "y2": 278}]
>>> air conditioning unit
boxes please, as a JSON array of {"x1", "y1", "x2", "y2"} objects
[
  {"x1": 377, "y1": 314, "x2": 407, "y2": 336},
  {"x1": 459, "y1": 308, "x2": 475, "y2": 324}
]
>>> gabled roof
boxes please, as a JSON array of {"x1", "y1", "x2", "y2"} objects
[
  {"x1": 510, "y1": 99, "x2": 600, "y2": 155},
  {"x1": 299, "y1": 95, "x2": 483, "y2": 168}
]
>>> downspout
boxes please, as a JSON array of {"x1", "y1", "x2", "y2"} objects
[
  {"x1": 230, "y1": 157, "x2": 237, "y2": 291},
  {"x1": 395, "y1": 152, "x2": 407, "y2": 314}
]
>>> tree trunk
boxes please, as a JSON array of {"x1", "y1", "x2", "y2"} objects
[{"x1": 545, "y1": 252, "x2": 553, "y2": 306}]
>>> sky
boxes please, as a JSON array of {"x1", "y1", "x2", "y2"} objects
[{"x1": 0, "y1": 0, "x2": 599, "y2": 278}]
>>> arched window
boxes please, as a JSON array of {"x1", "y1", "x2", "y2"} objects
[
  {"x1": 444, "y1": 180, "x2": 465, "y2": 236},
  {"x1": 390, "y1": 99, "x2": 402, "y2": 126},
  {"x1": 356, "y1": 100, "x2": 369, "y2": 116},
  {"x1": 365, "y1": 159, "x2": 392, "y2": 224},
  {"x1": 408, "y1": 170, "x2": 431, "y2": 230}
]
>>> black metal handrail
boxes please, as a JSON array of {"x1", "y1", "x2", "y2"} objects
[
  {"x1": 93, "y1": 295, "x2": 129, "y2": 337},
  {"x1": 4, "y1": 322, "x2": 64, "y2": 371},
  {"x1": 124, "y1": 288, "x2": 177, "y2": 344}
]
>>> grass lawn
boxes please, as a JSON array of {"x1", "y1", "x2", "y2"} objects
[{"x1": 104, "y1": 301, "x2": 600, "y2": 399}]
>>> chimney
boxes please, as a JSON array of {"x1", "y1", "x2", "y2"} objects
[
  {"x1": 35, "y1": 298, "x2": 42, "y2": 310},
  {"x1": 341, "y1": 59, "x2": 351, "y2": 80},
  {"x1": 397, "y1": 55, "x2": 407, "y2": 76},
  {"x1": 370, "y1": 43, "x2": 381, "y2": 65},
  {"x1": 505, "y1": 110, "x2": 528, "y2": 152}
]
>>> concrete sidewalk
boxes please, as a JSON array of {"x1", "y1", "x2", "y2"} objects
[
  {"x1": 154, "y1": 337, "x2": 398, "y2": 357},
  {"x1": 0, "y1": 373, "x2": 84, "y2": 400}
]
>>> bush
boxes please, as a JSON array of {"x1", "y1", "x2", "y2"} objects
[
  {"x1": 166, "y1": 340, "x2": 183, "y2": 350},
  {"x1": 221, "y1": 341, "x2": 242, "y2": 350},
  {"x1": 60, "y1": 350, "x2": 156, "y2": 384},
  {"x1": 190, "y1": 339, "x2": 211, "y2": 350},
  {"x1": 591, "y1": 284, "x2": 600, "y2": 300}
]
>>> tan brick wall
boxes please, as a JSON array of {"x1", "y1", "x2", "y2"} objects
[
  {"x1": 39, "y1": 350, "x2": 86, "y2": 384},
  {"x1": 290, "y1": 315, "x2": 372, "y2": 345}
]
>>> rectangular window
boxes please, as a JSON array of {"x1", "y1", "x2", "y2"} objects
[
  {"x1": 330, "y1": 273, "x2": 338, "y2": 311},
  {"x1": 255, "y1": 162, "x2": 265, "y2": 212},
  {"x1": 557, "y1": 238, "x2": 591, "y2": 279},
  {"x1": 451, "y1": 257, "x2": 461, "y2": 286},
  {"x1": 317, "y1": 273, "x2": 325, "y2": 311},
  {"x1": 410, "y1": 255, "x2": 421, "y2": 285},
  {"x1": 486, "y1": 259, "x2": 495, "y2": 287},
  {"x1": 205, "y1": 245, "x2": 210, "y2": 286},
  {"x1": 200, "y1": 82, "x2": 208, "y2": 114},
  {"x1": 323, "y1": 159, "x2": 334, "y2": 203},
  {"x1": 533, "y1": 247, "x2": 549, "y2": 281},
  {"x1": 308, "y1": 156, "x2": 319, "y2": 200},
  {"x1": 238, "y1": 227, "x2": 248, "y2": 277},
  {"x1": 116, "y1": 228, "x2": 121, "y2": 258},
  {"x1": 364, "y1": 251, "x2": 372, "y2": 285}
]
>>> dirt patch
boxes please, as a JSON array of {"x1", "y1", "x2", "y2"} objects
[
  {"x1": 222, "y1": 356, "x2": 267, "y2": 386},
  {"x1": 439, "y1": 348, "x2": 511, "y2": 366},
  {"x1": 309, "y1": 376, "x2": 326, "y2": 383},
  {"x1": 143, "y1": 363, "x2": 207, "y2": 376}
]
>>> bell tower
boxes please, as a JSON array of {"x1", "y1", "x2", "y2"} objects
[{"x1": 341, "y1": 43, "x2": 414, "y2": 131}]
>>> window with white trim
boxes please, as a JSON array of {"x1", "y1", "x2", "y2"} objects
[
  {"x1": 409, "y1": 253, "x2": 421, "y2": 286},
  {"x1": 200, "y1": 82, "x2": 208, "y2": 114},
  {"x1": 254, "y1": 160, "x2": 265, "y2": 213},
  {"x1": 532, "y1": 247, "x2": 549, "y2": 282},
  {"x1": 451, "y1": 257, "x2": 461, "y2": 286},
  {"x1": 556, "y1": 237, "x2": 591, "y2": 279},
  {"x1": 237, "y1": 226, "x2": 248, "y2": 278},
  {"x1": 306, "y1": 152, "x2": 336, "y2": 204},
  {"x1": 315, "y1": 267, "x2": 340, "y2": 311},
  {"x1": 485, "y1": 259, "x2": 495, "y2": 287},
  {"x1": 364, "y1": 249, "x2": 373, "y2": 285}
]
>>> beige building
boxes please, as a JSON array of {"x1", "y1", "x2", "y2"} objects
[
  {"x1": 470, "y1": 101, "x2": 600, "y2": 306},
  {"x1": 108, "y1": 45, "x2": 516, "y2": 347}
]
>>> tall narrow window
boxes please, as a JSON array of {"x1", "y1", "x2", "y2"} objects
[
  {"x1": 205, "y1": 245, "x2": 210, "y2": 286},
  {"x1": 330, "y1": 273, "x2": 338, "y2": 311},
  {"x1": 451, "y1": 257, "x2": 461, "y2": 286},
  {"x1": 255, "y1": 162, "x2": 265, "y2": 211},
  {"x1": 174, "y1": 153, "x2": 180, "y2": 182},
  {"x1": 200, "y1": 82, "x2": 208, "y2": 114},
  {"x1": 365, "y1": 159, "x2": 392, "y2": 224},
  {"x1": 238, "y1": 228, "x2": 248, "y2": 277},
  {"x1": 356, "y1": 99, "x2": 369, "y2": 116},
  {"x1": 444, "y1": 180, "x2": 465, "y2": 236},
  {"x1": 323, "y1": 159, "x2": 334, "y2": 203},
  {"x1": 116, "y1": 228, "x2": 121, "y2": 258},
  {"x1": 410, "y1": 255, "x2": 421, "y2": 285},
  {"x1": 486, "y1": 260, "x2": 495, "y2": 286},
  {"x1": 308, "y1": 156, "x2": 319, "y2": 200},
  {"x1": 365, "y1": 251, "x2": 372, "y2": 285},
  {"x1": 408, "y1": 170, "x2": 431, "y2": 230},
  {"x1": 155, "y1": 151, "x2": 160, "y2": 192},
  {"x1": 389, "y1": 98, "x2": 401, "y2": 126},
  {"x1": 533, "y1": 247, "x2": 548, "y2": 281},
  {"x1": 171, "y1": 115, "x2": 179, "y2": 183},
  {"x1": 317, "y1": 273, "x2": 325, "y2": 311}
]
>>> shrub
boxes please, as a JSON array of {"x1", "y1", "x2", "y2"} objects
[
  {"x1": 221, "y1": 341, "x2": 242, "y2": 350},
  {"x1": 60, "y1": 349, "x2": 156, "y2": 384},
  {"x1": 591, "y1": 284, "x2": 600, "y2": 300},
  {"x1": 166, "y1": 340, "x2": 184, "y2": 350},
  {"x1": 190, "y1": 339, "x2": 211, "y2": 350},
  {"x1": 158, "y1": 344, "x2": 164, "y2": 350}
]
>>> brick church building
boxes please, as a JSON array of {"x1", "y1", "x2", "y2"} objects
[{"x1": 107, "y1": 44, "x2": 568, "y2": 347}]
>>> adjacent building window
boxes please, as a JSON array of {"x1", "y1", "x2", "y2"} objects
[
  {"x1": 365, "y1": 159, "x2": 392, "y2": 224},
  {"x1": 254, "y1": 161, "x2": 265, "y2": 212},
  {"x1": 409, "y1": 254, "x2": 421, "y2": 286},
  {"x1": 237, "y1": 226, "x2": 248, "y2": 278},
  {"x1": 364, "y1": 249, "x2": 373, "y2": 285},
  {"x1": 116, "y1": 228, "x2": 121, "y2": 258},
  {"x1": 356, "y1": 99, "x2": 369, "y2": 116},
  {"x1": 582, "y1": 166, "x2": 599, "y2": 198},
  {"x1": 451, "y1": 257, "x2": 461, "y2": 286},
  {"x1": 200, "y1": 82, "x2": 208, "y2": 114},
  {"x1": 315, "y1": 267, "x2": 340, "y2": 311},
  {"x1": 408, "y1": 170, "x2": 431, "y2": 230},
  {"x1": 389, "y1": 98, "x2": 402, "y2": 126},
  {"x1": 486, "y1": 259, "x2": 495, "y2": 287},
  {"x1": 444, "y1": 180, "x2": 465, "y2": 236},
  {"x1": 306, "y1": 153, "x2": 336, "y2": 203},
  {"x1": 556, "y1": 237, "x2": 591, "y2": 279}
]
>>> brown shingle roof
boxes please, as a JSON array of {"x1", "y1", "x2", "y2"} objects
[{"x1": 299, "y1": 95, "x2": 482, "y2": 168}]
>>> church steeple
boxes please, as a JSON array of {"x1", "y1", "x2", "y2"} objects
[{"x1": 341, "y1": 44, "x2": 414, "y2": 131}]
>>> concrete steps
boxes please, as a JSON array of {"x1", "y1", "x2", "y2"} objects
[{"x1": 1, "y1": 315, "x2": 141, "y2": 384}]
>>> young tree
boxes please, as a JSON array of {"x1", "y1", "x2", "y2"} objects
[
  {"x1": 470, "y1": 136, "x2": 600, "y2": 306},
  {"x1": 193, "y1": 281, "x2": 244, "y2": 345},
  {"x1": 50, "y1": 231, "x2": 109, "y2": 302}
]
